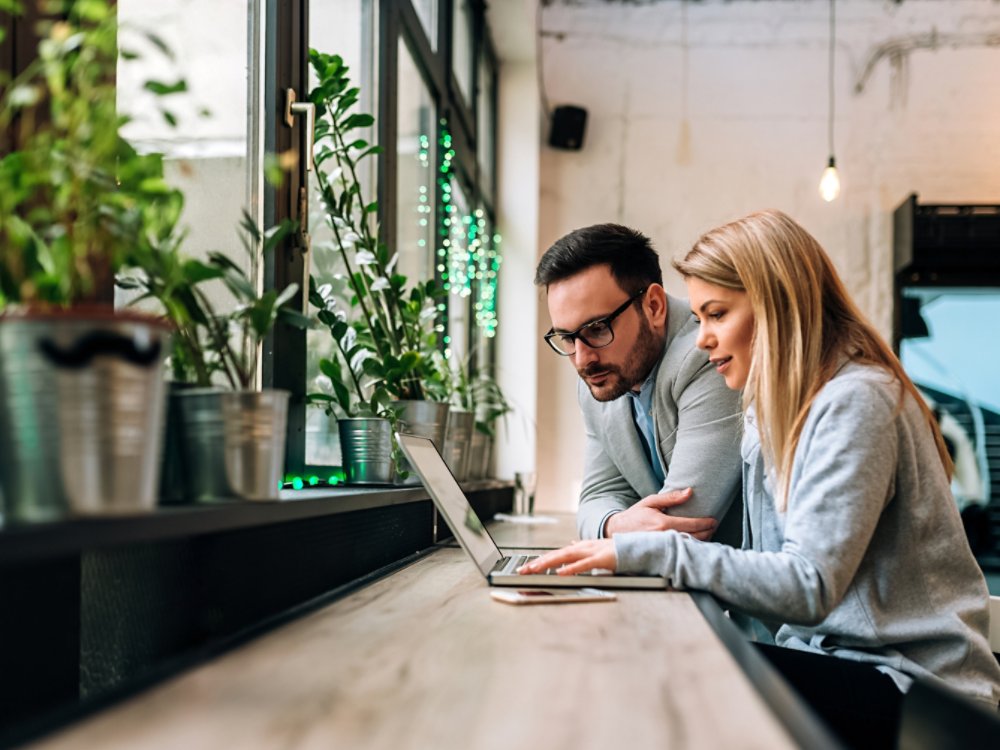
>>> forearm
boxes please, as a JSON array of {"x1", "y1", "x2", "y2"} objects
[
  {"x1": 658, "y1": 355, "x2": 743, "y2": 520},
  {"x1": 615, "y1": 531, "x2": 837, "y2": 624},
  {"x1": 658, "y1": 412, "x2": 743, "y2": 519}
]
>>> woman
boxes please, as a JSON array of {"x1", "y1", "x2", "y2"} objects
[{"x1": 520, "y1": 209, "x2": 1000, "y2": 745}]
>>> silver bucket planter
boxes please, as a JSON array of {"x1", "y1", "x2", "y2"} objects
[
  {"x1": 160, "y1": 387, "x2": 231, "y2": 503},
  {"x1": 219, "y1": 390, "x2": 290, "y2": 501},
  {"x1": 160, "y1": 388, "x2": 288, "y2": 502},
  {"x1": 467, "y1": 428, "x2": 492, "y2": 480},
  {"x1": 159, "y1": 382, "x2": 191, "y2": 505},
  {"x1": 391, "y1": 400, "x2": 450, "y2": 484},
  {"x1": 0, "y1": 309, "x2": 169, "y2": 521},
  {"x1": 338, "y1": 417, "x2": 394, "y2": 485},
  {"x1": 443, "y1": 408, "x2": 474, "y2": 482}
]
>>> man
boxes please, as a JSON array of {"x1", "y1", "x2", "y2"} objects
[{"x1": 535, "y1": 223, "x2": 742, "y2": 542}]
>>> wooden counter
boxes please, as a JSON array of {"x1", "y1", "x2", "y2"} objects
[{"x1": 25, "y1": 515, "x2": 837, "y2": 749}]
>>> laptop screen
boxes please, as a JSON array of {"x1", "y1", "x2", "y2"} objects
[{"x1": 396, "y1": 433, "x2": 503, "y2": 576}]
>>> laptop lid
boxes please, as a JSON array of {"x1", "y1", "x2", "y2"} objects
[
  {"x1": 396, "y1": 432, "x2": 504, "y2": 579},
  {"x1": 396, "y1": 432, "x2": 668, "y2": 590}
]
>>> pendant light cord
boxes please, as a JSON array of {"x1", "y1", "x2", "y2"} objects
[{"x1": 828, "y1": 0, "x2": 836, "y2": 159}]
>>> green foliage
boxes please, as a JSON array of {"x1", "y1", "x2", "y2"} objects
[
  {"x1": 471, "y1": 373, "x2": 512, "y2": 439},
  {"x1": 444, "y1": 355, "x2": 511, "y2": 439},
  {"x1": 0, "y1": 0, "x2": 186, "y2": 307},
  {"x1": 309, "y1": 276, "x2": 393, "y2": 419},
  {"x1": 120, "y1": 212, "x2": 308, "y2": 390},
  {"x1": 306, "y1": 48, "x2": 449, "y2": 414}
]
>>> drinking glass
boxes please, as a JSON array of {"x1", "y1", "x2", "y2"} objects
[{"x1": 513, "y1": 471, "x2": 536, "y2": 516}]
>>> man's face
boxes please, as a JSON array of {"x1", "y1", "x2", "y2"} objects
[{"x1": 546, "y1": 265, "x2": 666, "y2": 401}]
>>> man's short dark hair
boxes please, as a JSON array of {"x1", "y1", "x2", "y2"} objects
[{"x1": 534, "y1": 223, "x2": 663, "y2": 296}]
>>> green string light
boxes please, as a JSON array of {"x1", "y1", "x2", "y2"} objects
[{"x1": 433, "y1": 120, "x2": 503, "y2": 341}]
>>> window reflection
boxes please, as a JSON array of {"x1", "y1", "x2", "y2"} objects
[
  {"x1": 477, "y1": 49, "x2": 495, "y2": 199},
  {"x1": 413, "y1": 0, "x2": 437, "y2": 50},
  {"x1": 472, "y1": 210, "x2": 498, "y2": 372},
  {"x1": 451, "y1": 0, "x2": 473, "y2": 104},
  {"x1": 396, "y1": 36, "x2": 437, "y2": 284},
  {"x1": 444, "y1": 177, "x2": 471, "y2": 366},
  {"x1": 116, "y1": 0, "x2": 251, "y2": 318},
  {"x1": 899, "y1": 288, "x2": 1000, "y2": 557}
]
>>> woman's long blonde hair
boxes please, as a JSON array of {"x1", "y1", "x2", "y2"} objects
[{"x1": 673, "y1": 209, "x2": 952, "y2": 510}]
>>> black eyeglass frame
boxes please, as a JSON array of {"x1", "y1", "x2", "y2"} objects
[{"x1": 543, "y1": 288, "x2": 648, "y2": 356}]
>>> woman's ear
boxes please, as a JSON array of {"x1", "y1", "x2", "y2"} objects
[{"x1": 644, "y1": 283, "x2": 668, "y2": 329}]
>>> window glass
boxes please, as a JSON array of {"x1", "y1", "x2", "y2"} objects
[
  {"x1": 413, "y1": 0, "x2": 437, "y2": 50},
  {"x1": 472, "y1": 209, "x2": 499, "y2": 372},
  {"x1": 305, "y1": 0, "x2": 373, "y2": 466},
  {"x1": 477, "y1": 49, "x2": 495, "y2": 200},
  {"x1": 116, "y1": 0, "x2": 252, "y2": 318},
  {"x1": 451, "y1": 0, "x2": 473, "y2": 104},
  {"x1": 443, "y1": 176, "x2": 471, "y2": 365},
  {"x1": 899, "y1": 288, "x2": 1000, "y2": 518},
  {"x1": 396, "y1": 36, "x2": 436, "y2": 284}
]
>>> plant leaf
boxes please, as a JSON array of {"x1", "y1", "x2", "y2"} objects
[{"x1": 144, "y1": 79, "x2": 188, "y2": 96}]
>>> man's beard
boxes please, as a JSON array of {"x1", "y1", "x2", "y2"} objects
[{"x1": 578, "y1": 314, "x2": 664, "y2": 402}]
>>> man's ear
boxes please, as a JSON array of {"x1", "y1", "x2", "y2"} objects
[{"x1": 644, "y1": 284, "x2": 668, "y2": 329}]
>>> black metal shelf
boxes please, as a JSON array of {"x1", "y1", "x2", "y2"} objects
[
  {"x1": 0, "y1": 479, "x2": 511, "y2": 566},
  {"x1": 0, "y1": 478, "x2": 514, "y2": 741}
]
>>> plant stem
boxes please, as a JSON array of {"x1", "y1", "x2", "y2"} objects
[
  {"x1": 326, "y1": 141, "x2": 400, "y2": 350},
  {"x1": 327, "y1": 122, "x2": 425, "y2": 400},
  {"x1": 334, "y1": 334, "x2": 368, "y2": 410},
  {"x1": 332, "y1": 126, "x2": 417, "y2": 354},
  {"x1": 314, "y1": 166, "x2": 394, "y2": 360},
  {"x1": 192, "y1": 285, "x2": 239, "y2": 390}
]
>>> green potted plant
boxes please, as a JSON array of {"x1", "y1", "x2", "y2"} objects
[
  {"x1": 465, "y1": 371, "x2": 511, "y2": 480},
  {"x1": 309, "y1": 277, "x2": 396, "y2": 484},
  {"x1": 0, "y1": 0, "x2": 186, "y2": 521},
  {"x1": 439, "y1": 354, "x2": 478, "y2": 482},
  {"x1": 306, "y1": 49, "x2": 450, "y2": 481},
  {"x1": 120, "y1": 212, "x2": 308, "y2": 501}
]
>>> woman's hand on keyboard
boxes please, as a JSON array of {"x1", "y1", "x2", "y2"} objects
[{"x1": 517, "y1": 539, "x2": 616, "y2": 576}]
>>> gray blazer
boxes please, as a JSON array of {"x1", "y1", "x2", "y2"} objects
[{"x1": 576, "y1": 294, "x2": 744, "y2": 540}]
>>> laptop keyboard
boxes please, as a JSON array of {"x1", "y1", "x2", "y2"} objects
[{"x1": 502, "y1": 554, "x2": 559, "y2": 575}]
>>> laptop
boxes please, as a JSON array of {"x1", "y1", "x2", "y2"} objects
[{"x1": 396, "y1": 432, "x2": 668, "y2": 590}]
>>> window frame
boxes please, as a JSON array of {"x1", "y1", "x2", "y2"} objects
[{"x1": 271, "y1": 0, "x2": 498, "y2": 476}]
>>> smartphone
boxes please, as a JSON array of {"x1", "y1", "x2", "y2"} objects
[{"x1": 489, "y1": 587, "x2": 617, "y2": 605}]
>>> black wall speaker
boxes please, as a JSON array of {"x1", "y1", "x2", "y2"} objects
[{"x1": 548, "y1": 105, "x2": 588, "y2": 150}]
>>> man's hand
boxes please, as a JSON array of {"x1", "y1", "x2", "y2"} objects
[
  {"x1": 603, "y1": 488, "x2": 717, "y2": 539},
  {"x1": 518, "y1": 539, "x2": 617, "y2": 576}
]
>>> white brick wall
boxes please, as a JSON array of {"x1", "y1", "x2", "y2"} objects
[{"x1": 531, "y1": 0, "x2": 1000, "y2": 511}]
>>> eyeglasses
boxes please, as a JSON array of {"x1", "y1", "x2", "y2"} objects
[{"x1": 544, "y1": 288, "x2": 647, "y2": 356}]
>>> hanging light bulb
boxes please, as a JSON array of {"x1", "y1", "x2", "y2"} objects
[
  {"x1": 818, "y1": 0, "x2": 841, "y2": 202},
  {"x1": 819, "y1": 156, "x2": 840, "y2": 202}
]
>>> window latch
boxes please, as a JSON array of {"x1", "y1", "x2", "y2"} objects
[{"x1": 284, "y1": 88, "x2": 315, "y2": 172}]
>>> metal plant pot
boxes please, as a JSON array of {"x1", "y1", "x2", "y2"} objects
[
  {"x1": 159, "y1": 382, "x2": 188, "y2": 505},
  {"x1": 391, "y1": 400, "x2": 450, "y2": 484},
  {"x1": 0, "y1": 309, "x2": 170, "y2": 520},
  {"x1": 338, "y1": 417, "x2": 394, "y2": 485},
  {"x1": 219, "y1": 389, "x2": 290, "y2": 501},
  {"x1": 443, "y1": 408, "x2": 474, "y2": 482},
  {"x1": 161, "y1": 387, "x2": 231, "y2": 503},
  {"x1": 467, "y1": 429, "x2": 493, "y2": 480}
]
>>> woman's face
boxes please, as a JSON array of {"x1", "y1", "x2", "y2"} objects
[{"x1": 686, "y1": 277, "x2": 755, "y2": 390}]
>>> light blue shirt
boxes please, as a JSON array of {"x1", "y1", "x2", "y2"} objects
[
  {"x1": 627, "y1": 362, "x2": 665, "y2": 486},
  {"x1": 599, "y1": 360, "x2": 665, "y2": 538}
]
